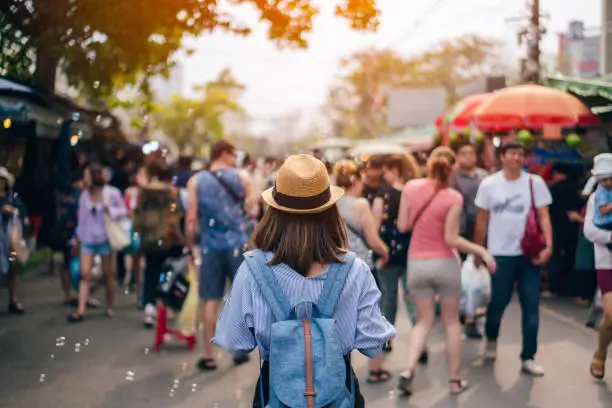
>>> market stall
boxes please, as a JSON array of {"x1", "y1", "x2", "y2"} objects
[{"x1": 431, "y1": 84, "x2": 605, "y2": 174}]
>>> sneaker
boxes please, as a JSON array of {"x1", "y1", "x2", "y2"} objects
[
  {"x1": 484, "y1": 340, "x2": 497, "y2": 360},
  {"x1": 464, "y1": 322, "x2": 483, "y2": 339},
  {"x1": 144, "y1": 303, "x2": 157, "y2": 328},
  {"x1": 397, "y1": 371, "x2": 414, "y2": 396},
  {"x1": 521, "y1": 359, "x2": 545, "y2": 376}
]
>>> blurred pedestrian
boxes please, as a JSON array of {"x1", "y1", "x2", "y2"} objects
[
  {"x1": 0, "y1": 167, "x2": 27, "y2": 314},
  {"x1": 474, "y1": 142, "x2": 552, "y2": 377},
  {"x1": 397, "y1": 147, "x2": 496, "y2": 395},
  {"x1": 185, "y1": 140, "x2": 255, "y2": 370},
  {"x1": 68, "y1": 163, "x2": 127, "y2": 323},
  {"x1": 584, "y1": 153, "x2": 612, "y2": 380}
]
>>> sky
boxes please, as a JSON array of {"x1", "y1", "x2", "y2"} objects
[{"x1": 179, "y1": 0, "x2": 601, "y2": 134}]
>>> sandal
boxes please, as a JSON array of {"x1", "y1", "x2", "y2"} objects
[
  {"x1": 8, "y1": 301, "x2": 25, "y2": 314},
  {"x1": 449, "y1": 379, "x2": 469, "y2": 395},
  {"x1": 233, "y1": 355, "x2": 250, "y2": 366},
  {"x1": 367, "y1": 370, "x2": 392, "y2": 384},
  {"x1": 590, "y1": 351, "x2": 606, "y2": 380},
  {"x1": 67, "y1": 313, "x2": 85, "y2": 323},
  {"x1": 196, "y1": 358, "x2": 218, "y2": 371},
  {"x1": 105, "y1": 309, "x2": 115, "y2": 318},
  {"x1": 397, "y1": 371, "x2": 414, "y2": 396}
]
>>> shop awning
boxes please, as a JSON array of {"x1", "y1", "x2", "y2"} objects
[{"x1": 546, "y1": 76, "x2": 612, "y2": 123}]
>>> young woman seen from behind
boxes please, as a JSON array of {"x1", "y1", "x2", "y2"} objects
[
  {"x1": 396, "y1": 147, "x2": 496, "y2": 395},
  {"x1": 213, "y1": 154, "x2": 395, "y2": 406}
]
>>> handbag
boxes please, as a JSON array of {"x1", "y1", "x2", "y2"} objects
[
  {"x1": 8, "y1": 214, "x2": 29, "y2": 263},
  {"x1": 521, "y1": 176, "x2": 546, "y2": 260},
  {"x1": 103, "y1": 189, "x2": 131, "y2": 251},
  {"x1": 158, "y1": 258, "x2": 190, "y2": 311}
]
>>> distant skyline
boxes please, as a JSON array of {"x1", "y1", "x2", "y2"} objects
[{"x1": 179, "y1": 0, "x2": 601, "y2": 133}]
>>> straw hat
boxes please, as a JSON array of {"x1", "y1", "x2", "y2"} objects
[
  {"x1": 0, "y1": 167, "x2": 14, "y2": 188},
  {"x1": 262, "y1": 154, "x2": 344, "y2": 214}
]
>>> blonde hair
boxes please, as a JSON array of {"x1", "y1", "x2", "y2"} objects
[
  {"x1": 427, "y1": 146, "x2": 456, "y2": 186},
  {"x1": 333, "y1": 160, "x2": 361, "y2": 189}
]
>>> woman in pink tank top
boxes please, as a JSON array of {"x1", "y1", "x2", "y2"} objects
[{"x1": 395, "y1": 147, "x2": 496, "y2": 396}]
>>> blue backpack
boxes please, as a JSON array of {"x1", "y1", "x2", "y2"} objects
[{"x1": 243, "y1": 250, "x2": 357, "y2": 408}]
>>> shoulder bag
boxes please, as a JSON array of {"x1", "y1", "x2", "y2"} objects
[
  {"x1": 520, "y1": 176, "x2": 546, "y2": 260},
  {"x1": 103, "y1": 188, "x2": 131, "y2": 251}
]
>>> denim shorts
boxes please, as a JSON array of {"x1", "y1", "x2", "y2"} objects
[
  {"x1": 199, "y1": 249, "x2": 243, "y2": 300},
  {"x1": 81, "y1": 241, "x2": 112, "y2": 256}
]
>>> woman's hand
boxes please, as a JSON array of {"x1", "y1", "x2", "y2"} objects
[
  {"x1": 479, "y1": 250, "x2": 497, "y2": 274},
  {"x1": 375, "y1": 246, "x2": 390, "y2": 270},
  {"x1": 2, "y1": 204, "x2": 17, "y2": 215},
  {"x1": 566, "y1": 211, "x2": 583, "y2": 223}
]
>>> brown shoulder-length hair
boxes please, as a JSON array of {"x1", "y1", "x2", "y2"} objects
[
  {"x1": 384, "y1": 154, "x2": 421, "y2": 181},
  {"x1": 251, "y1": 206, "x2": 348, "y2": 276}
]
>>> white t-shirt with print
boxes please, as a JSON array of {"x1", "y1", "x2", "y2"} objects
[{"x1": 475, "y1": 171, "x2": 552, "y2": 256}]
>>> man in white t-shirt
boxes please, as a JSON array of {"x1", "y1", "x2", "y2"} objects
[{"x1": 474, "y1": 142, "x2": 553, "y2": 377}]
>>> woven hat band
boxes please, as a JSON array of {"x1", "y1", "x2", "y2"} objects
[{"x1": 272, "y1": 184, "x2": 332, "y2": 210}]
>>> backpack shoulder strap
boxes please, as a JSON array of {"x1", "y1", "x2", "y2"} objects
[
  {"x1": 243, "y1": 250, "x2": 292, "y2": 322},
  {"x1": 316, "y1": 252, "x2": 356, "y2": 318}
]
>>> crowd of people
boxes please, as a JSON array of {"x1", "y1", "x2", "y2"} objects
[{"x1": 2, "y1": 137, "x2": 612, "y2": 405}]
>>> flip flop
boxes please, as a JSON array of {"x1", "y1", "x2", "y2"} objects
[
  {"x1": 366, "y1": 370, "x2": 392, "y2": 384},
  {"x1": 196, "y1": 358, "x2": 218, "y2": 371}
]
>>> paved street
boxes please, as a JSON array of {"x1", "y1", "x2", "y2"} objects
[{"x1": 1, "y1": 273, "x2": 611, "y2": 408}]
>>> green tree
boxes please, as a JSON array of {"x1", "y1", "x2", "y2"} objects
[
  {"x1": 0, "y1": 0, "x2": 380, "y2": 97},
  {"x1": 328, "y1": 35, "x2": 498, "y2": 138},
  {"x1": 153, "y1": 68, "x2": 245, "y2": 150}
]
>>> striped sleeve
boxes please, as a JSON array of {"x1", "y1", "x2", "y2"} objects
[{"x1": 212, "y1": 262, "x2": 257, "y2": 356}]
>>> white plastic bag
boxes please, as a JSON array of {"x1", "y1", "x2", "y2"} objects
[{"x1": 460, "y1": 255, "x2": 491, "y2": 316}]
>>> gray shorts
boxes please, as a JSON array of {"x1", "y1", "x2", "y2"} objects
[{"x1": 407, "y1": 258, "x2": 462, "y2": 299}]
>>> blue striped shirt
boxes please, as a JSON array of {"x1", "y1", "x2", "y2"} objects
[{"x1": 213, "y1": 252, "x2": 396, "y2": 360}]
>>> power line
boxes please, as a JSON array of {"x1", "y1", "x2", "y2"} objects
[{"x1": 388, "y1": 0, "x2": 448, "y2": 47}]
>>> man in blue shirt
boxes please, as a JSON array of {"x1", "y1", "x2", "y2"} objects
[{"x1": 185, "y1": 140, "x2": 255, "y2": 371}]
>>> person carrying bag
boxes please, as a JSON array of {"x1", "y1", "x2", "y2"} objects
[{"x1": 213, "y1": 154, "x2": 395, "y2": 407}]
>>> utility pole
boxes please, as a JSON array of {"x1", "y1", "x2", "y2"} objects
[
  {"x1": 508, "y1": 0, "x2": 547, "y2": 84},
  {"x1": 527, "y1": 0, "x2": 541, "y2": 83}
]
